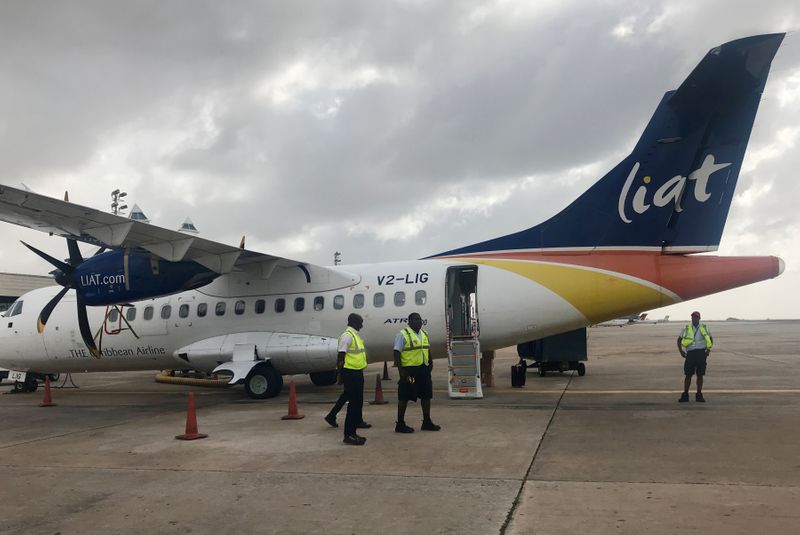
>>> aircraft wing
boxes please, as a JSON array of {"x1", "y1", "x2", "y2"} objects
[{"x1": 0, "y1": 183, "x2": 314, "y2": 275}]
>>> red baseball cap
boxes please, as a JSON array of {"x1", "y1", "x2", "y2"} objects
[{"x1": 691, "y1": 311, "x2": 701, "y2": 318}]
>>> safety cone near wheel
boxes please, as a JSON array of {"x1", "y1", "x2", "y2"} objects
[
  {"x1": 175, "y1": 392, "x2": 208, "y2": 440},
  {"x1": 281, "y1": 381, "x2": 305, "y2": 420},
  {"x1": 39, "y1": 376, "x2": 57, "y2": 407},
  {"x1": 369, "y1": 373, "x2": 389, "y2": 405}
]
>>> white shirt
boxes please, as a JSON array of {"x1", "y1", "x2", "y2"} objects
[{"x1": 338, "y1": 331, "x2": 355, "y2": 353}]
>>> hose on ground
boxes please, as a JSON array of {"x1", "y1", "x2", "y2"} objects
[{"x1": 155, "y1": 370, "x2": 232, "y2": 388}]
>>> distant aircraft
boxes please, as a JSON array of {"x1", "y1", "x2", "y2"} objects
[
  {"x1": 596, "y1": 313, "x2": 648, "y2": 327},
  {"x1": 640, "y1": 314, "x2": 670, "y2": 324},
  {"x1": 0, "y1": 34, "x2": 786, "y2": 398}
]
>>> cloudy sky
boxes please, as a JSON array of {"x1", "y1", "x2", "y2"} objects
[{"x1": 1, "y1": 0, "x2": 798, "y2": 320}]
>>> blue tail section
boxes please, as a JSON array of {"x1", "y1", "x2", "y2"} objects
[{"x1": 435, "y1": 34, "x2": 784, "y2": 257}]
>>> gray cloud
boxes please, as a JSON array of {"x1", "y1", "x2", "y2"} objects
[{"x1": 1, "y1": 0, "x2": 799, "y2": 319}]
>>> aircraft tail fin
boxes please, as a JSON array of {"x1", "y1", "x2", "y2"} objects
[{"x1": 435, "y1": 34, "x2": 784, "y2": 257}]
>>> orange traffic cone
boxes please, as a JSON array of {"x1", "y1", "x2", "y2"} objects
[
  {"x1": 369, "y1": 373, "x2": 389, "y2": 405},
  {"x1": 281, "y1": 381, "x2": 305, "y2": 420},
  {"x1": 175, "y1": 392, "x2": 208, "y2": 440},
  {"x1": 39, "y1": 376, "x2": 57, "y2": 407},
  {"x1": 382, "y1": 361, "x2": 390, "y2": 381}
]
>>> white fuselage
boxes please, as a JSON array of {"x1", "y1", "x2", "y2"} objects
[{"x1": 0, "y1": 259, "x2": 588, "y2": 375}]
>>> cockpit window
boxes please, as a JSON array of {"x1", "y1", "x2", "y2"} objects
[{"x1": 8, "y1": 300, "x2": 23, "y2": 317}]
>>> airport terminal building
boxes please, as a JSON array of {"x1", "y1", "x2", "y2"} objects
[{"x1": 0, "y1": 272, "x2": 53, "y2": 313}]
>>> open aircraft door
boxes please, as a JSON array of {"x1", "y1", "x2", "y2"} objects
[{"x1": 445, "y1": 265, "x2": 482, "y2": 399}]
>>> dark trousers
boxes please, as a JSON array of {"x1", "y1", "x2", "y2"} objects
[
  {"x1": 341, "y1": 368, "x2": 364, "y2": 437},
  {"x1": 327, "y1": 391, "x2": 347, "y2": 418}
]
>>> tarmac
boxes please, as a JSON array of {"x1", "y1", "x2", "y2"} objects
[{"x1": 1, "y1": 320, "x2": 799, "y2": 534}]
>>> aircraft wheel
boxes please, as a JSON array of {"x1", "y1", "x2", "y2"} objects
[
  {"x1": 577, "y1": 362, "x2": 586, "y2": 377},
  {"x1": 13, "y1": 381, "x2": 27, "y2": 393},
  {"x1": 309, "y1": 370, "x2": 337, "y2": 387},
  {"x1": 244, "y1": 365, "x2": 283, "y2": 399},
  {"x1": 24, "y1": 375, "x2": 38, "y2": 392},
  {"x1": 48, "y1": 373, "x2": 60, "y2": 382},
  {"x1": 538, "y1": 367, "x2": 546, "y2": 378}
]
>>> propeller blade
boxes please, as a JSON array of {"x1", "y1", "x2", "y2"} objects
[
  {"x1": 76, "y1": 297, "x2": 101, "y2": 359},
  {"x1": 20, "y1": 241, "x2": 72, "y2": 273},
  {"x1": 67, "y1": 239, "x2": 83, "y2": 266},
  {"x1": 37, "y1": 287, "x2": 70, "y2": 333}
]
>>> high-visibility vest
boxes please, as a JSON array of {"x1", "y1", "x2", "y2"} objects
[
  {"x1": 400, "y1": 328, "x2": 430, "y2": 367},
  {"x1": 340, "y1": 327, "x2": 367, "y2": 370},
  {"x1": 680, "y1": 324, "x2": 713, "y2": 350}
]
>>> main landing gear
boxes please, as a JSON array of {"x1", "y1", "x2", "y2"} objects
[
  {"x1": 309, "y1": 369, "x2": 338, "y2": 386},
  {"x1": 12, "y1": 374, "x2": 39, "y2": 393},
  {"x1": 243, "y1": 365, "x2": 284, "y2": 399}
]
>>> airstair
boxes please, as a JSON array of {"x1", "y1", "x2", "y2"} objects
[{"x1": 445, "y1": 266, "x2": 483, "y2": 399}]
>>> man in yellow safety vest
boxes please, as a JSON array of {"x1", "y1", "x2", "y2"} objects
[
  {"x1": 336, "y1": 313, "x2": 369, "y2": 445},
  {"x1": 677, "y1": 311, "x2": 713, "y2": 403},
  {"x1": 393, "y1": 312, "x2": 440, "y2": 433}
]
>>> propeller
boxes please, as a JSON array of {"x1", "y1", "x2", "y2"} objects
[{"x1": 22, "y1": 239, "x2": 101, "y2": 358}]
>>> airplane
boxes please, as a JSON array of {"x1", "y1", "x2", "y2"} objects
[
  {"x1": 595, "y1": 313, "x2": 648, "y2": 327},
  {"x1": 640, "y1": 314, "x2": 670, "y2": 325},
  {"x1": 0, "y1": 34, "x2": 787, "y2": 398}
]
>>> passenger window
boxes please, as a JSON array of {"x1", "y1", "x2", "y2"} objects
[
  {"x1": 313, "y1": 296, "x2": 324, "y2": 311},
  {"x1": 255, "y1": 299, "x2": 266, "y2": 314},
  {"x1": 374, "y1": 293, "x2": 385, "y2": 308},
  {"x1": 235, "y1": 300, "x2": 246, "y2": 315},
  {"x1": 294, "y1": 297, "x2": 305, "y2": 312},
  {"x1": 144, "y1": 306, "x2": 154, "y2": 320},
  {"x1": 197, "y1": 303, "x2": 207, "y2": 317},
  {"x1": 394, "y1": 291, "x2": 406, "y2": 307},
  {"x1": 215, "y1": 302, "x2": 226, "y2": 316},
  {"x1": 108, "y1": 309, "x2": 119, "y2": 323},
  {"x1": 275, "y1": 298, "x2": 286, "y2": 313},
  {"x1": 179, "y1": 304, "x2": 190, "y2": 318},
  {"x1": 415, "y1": 290, "x2": 427, "y2": 306},
  {"x1": 161, "y1": 305, "x2": 172, "y2": 319},
  {"x1": 353, "y1": 294, "x2": 364, "y2": 309},
  {"x1": 333, "y1": 295, "x2": 344, "y2": 310},
  {"x1": 126, "y1": 308, "x2": 136, "y2": 322}
]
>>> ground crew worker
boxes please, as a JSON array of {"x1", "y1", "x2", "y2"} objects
[
  {"x1": 335, "y1": 313, "x2": 369, "y2": 445},
  {"x1": 393, "y1": 312, "x2": 440, "y2": 433},
  {"x1": 324, "y1": 377, "x2": 372, "y2": 430},
  {"x1": 677, "y1": 311, "x2": 713, "y2": 403}
]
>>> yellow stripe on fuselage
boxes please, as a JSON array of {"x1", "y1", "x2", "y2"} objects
[{"x1": 471, "y1": 259, "x2": 676, "y2": 323}]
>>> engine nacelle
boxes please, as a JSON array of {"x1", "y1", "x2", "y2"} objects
[
  {"x1": 173, "y1": 332, "x2": 339, "y2": 376},
  {"x1": 71, "y1": 250, "x2": 217, "y2": 306}
]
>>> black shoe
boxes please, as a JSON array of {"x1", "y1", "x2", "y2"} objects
[
  {"x1": 357, "y1": 421, "x2": 372, "y2": 429},
  {"x1": 679, "y1": 392, "x2": 689, "y2": 403},
  {"x1": 395, "y1": 421, "x2": 414, "y2": 433},
  {"x1": 354, "y1": 433, "x2": 367, "y2": 442},
  {"x1": 421, "y1": 419, "x2": 441, "y2": 431},
  {"x1": 324, "y1": 414, "x2": 338, "y2": 428},
  {"x1": 696, "y1": 392, "x2": 706, "y2": 403},
  {"x1": 343, "y1": 434, "x2": 365, "y2": 446}
]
